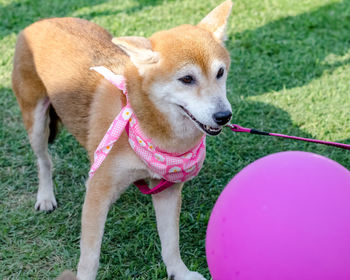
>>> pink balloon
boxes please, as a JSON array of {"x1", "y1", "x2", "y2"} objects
[{"x1": 206, "y1": 151, "x2": 350, "y2": 280}]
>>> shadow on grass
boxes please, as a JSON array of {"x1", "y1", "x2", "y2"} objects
[
  {"x1": 77, "y1": 0, "x2": 175, "y2": 20},
  {"x1": 0, "y1": 0, "x2": 167, "y2": 40},
  {"x1": 228, "y1": 0, "x2": 350, "y2": 97}
]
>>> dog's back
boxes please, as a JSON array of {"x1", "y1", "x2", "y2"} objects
[{"x1": 12, "y1": 17, "x2": 126, "y2": 146}]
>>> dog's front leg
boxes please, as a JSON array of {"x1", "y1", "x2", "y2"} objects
[
  {"x1": 152, "y1": 181, "x2": 206, "y2": 280},
  {"x1": 77, "y1": 174, "x2": 129, "y2": 280}
]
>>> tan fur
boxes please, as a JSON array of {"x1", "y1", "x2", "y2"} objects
[
  {"x1": 12, "y1": 1, "x2": 233, "y2": 279},
  {"x1": 13, "y1": 17, "x2": 127, "y2": 147}
]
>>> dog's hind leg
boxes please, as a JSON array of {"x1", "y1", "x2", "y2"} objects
[
  {"x1": 13, "y1": 92, "x2": 57, "y2": 211},
  {"x1": 14, "y1": 93, "x2": 57, "y2": 211},
  {"x1": 152, "y1": 182, "x2": 206, "y2": 280},
  {"x1": 13, "y1": 33, "x2": 58, "y2": 211},
  {"x1": 30, "y1": 97, "x2": 57, "y2": 211}
]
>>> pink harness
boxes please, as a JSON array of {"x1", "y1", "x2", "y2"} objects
[{"x1": 89, "y1": 66, "x2": 206, "y2": 194}]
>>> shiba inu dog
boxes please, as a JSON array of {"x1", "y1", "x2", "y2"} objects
[{"x1": 12, "y1": 1, "x2": 233, "y2": 279}]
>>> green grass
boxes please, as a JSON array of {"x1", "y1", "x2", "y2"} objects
[{"x1": 1, "y1": 0, "x2": 350, "y2": 279}]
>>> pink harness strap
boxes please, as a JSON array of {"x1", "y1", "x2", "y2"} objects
[
  {"x1": 134, "y1": 179, "x2": 174, "y2": 195},
  {"x1": 89, "y1": 66, "x2": 206, "y2": 194}
]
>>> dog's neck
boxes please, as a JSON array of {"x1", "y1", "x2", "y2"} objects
[{"x1": 124, "y1": 66, "x2": 204, "y2": 154}]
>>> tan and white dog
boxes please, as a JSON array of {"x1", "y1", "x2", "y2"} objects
[{"x1": 12, "y1": 1, "x2": 233, "y2": 279}]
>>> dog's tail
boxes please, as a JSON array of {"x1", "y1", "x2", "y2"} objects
[{"x1": 48, "y1": 104, "x2": 60, "y2": 143}]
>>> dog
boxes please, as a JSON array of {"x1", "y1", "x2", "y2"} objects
[{"x1": 12, "y1": 1, "x2": 233, "y2": 279}]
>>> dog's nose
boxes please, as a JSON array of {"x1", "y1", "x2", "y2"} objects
[{"x1": 212, "y1": 110, "x2": 232, "y2": 125}]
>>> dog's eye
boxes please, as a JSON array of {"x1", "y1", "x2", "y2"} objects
[
  {"x1": 179, "y1": 75, "x2": 195, "y2": 85},
  {"x1": 216, "y1": 67, "x2": 224, "y2": 79}
]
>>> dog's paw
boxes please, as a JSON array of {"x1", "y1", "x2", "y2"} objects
[
  {"x1": 169, "y1": 271, "x2": 206, "y2": 280},
  {"x1": 35, "y1": 196, "x2": 57, "y2": 211}
]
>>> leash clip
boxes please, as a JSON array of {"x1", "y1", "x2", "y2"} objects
[{"x1": 226, "y1": 124, "x2": 251, "y2": 133}]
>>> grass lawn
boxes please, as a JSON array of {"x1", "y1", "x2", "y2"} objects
[{"x1": 1, "y1": 0, "x2": 350, "y2": 279}]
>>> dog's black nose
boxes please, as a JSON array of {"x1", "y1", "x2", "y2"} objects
[{"x1": 212, "y1": 110, "x2": 232, "y2": 125}]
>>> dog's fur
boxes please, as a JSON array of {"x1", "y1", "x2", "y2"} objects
[{"x1": 12, "y1": 1, "x2": 233, "y2": 279}]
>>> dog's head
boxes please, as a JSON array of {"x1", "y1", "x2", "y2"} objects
[{"x1": 113, "y1": 1, "x2": 233, "y2": 140}]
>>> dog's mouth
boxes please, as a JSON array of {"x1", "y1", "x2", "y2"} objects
[{"x1": 179, "y1": 106, "x2": 222, "y2": 136}]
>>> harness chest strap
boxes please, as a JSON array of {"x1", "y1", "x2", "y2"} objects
[{"x1": 89, "y1": 66, "x2": 206, "y2": 194}]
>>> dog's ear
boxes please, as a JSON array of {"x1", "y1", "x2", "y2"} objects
[
  {"x1": 198, "y1": 0, "x2": 233, "y2": 43},
  {"x1": 112, "y1": 36, "x2": 159, "y2": 75}
]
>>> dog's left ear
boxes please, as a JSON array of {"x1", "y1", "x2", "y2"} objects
[
  {"x1": 198, "y1": 0, "x2": 233, "y2": 44},
  {"x1": 112, "y1": 36, "x2": 159, "y2": 75}
]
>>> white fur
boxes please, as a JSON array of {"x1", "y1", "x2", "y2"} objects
[
  {"x1": 30, "y1": 98, "x2": 57, "y2": 211},
  {"x1": 213, "y1": 24, "x2": 228, "y2": 43},
  {"x1": 149, "y1": 59, "x2": 232, "y2": 137}
]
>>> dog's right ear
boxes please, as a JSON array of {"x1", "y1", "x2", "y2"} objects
[
  {"x1": 112, "y1": 36, "x2": 159, "y2": 75},
  {"x1": 198, "y1": 0, "x2": 233, "y2": 44}
]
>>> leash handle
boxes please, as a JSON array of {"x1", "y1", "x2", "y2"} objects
[{"x1": 226, "y1": 124, "x2": 350, "y2": 150}]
